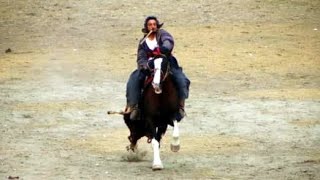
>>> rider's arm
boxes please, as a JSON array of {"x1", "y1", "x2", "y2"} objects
[
  {"x1": 158, "y1": 29, "x2": 174, "y2": 54},
  {"x1": 137, "y1": 42, "x2": 148, "y2": 69}
]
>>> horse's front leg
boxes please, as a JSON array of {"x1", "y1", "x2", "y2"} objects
[
  {"x1": 171, "y1": 120, "x2": 180, "y2": 152},
  {"x1": 155, "y1": 125, "x2": 168, "y2": 143},
  {"x1": 151, "y1": 138, "x2": 163, "y2": 170},
  {"x1": 149, "y1": 123, "x2": 164, "y2": 170}
]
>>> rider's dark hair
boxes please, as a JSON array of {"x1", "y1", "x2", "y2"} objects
[{"x1": 141, "y1": 16, "x2": 163, "y2": 33}]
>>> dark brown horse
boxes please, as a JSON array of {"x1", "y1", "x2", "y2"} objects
[{"x1": 123, "y1": 57, "x2": 181, "y2": 170}]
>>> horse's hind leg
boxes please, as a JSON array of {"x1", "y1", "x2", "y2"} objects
[
  {"x1": 171, "y1": 120, "x2": 180, "y2": 152},
  {"x1": 126, "y1": 135, "x2": 138, "y2": 152},
  {"x1": 127, "y1": 132, "x2": 144, "y2": 152}
]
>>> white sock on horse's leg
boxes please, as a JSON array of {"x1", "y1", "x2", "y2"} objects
[
  {"x1": 171, "y1": 120, "x2": 180, "y2": 152},
  {"x1": 151, "y1": 138, "x2": 163, "y2": 170},
  {"x1": 173, "y1": 120, "x2": 179, "y2": 138}
]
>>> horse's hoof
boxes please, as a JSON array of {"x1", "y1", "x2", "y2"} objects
[
  {"x1": 170, "y1": 144, "x2": 180, "y2": 152},
  {"x1": 126, "y1": 145, "x2": 137, "y2": 152},
  {"x1": 152, "y1": 163, "x2": 163, "y2": 171},
  {"x1": 171, "y1": 136, "x2": 180, "y2": 152}
]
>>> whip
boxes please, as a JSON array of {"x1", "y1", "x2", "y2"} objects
[{"x1": 140, "y1": 30, "x2": 154, "y2": 45}]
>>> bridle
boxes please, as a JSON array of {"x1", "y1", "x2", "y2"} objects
[{"x1": 151, "y1": 55, "x2": 170, "y2": 94}]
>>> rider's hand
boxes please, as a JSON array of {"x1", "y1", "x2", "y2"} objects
[
  {"x1": 147, "y1": 60, "x2": 154, "y2": 70},
  {"x1": 159, "y1": 46, "x2": 170, "y2": 56},
  {"x1": 140, "y1": 61, "x2": 154, "y2": 71}
]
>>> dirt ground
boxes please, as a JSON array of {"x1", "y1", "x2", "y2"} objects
[{"x1": 1, "y1": 0, "x2": 320, "y2": 179}]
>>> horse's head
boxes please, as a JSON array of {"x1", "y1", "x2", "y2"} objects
[{"x1": 150, "y1": 56, "x2": 169, "y2": 94}]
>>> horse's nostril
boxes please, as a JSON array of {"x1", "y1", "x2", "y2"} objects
[
  {"x1": 152, "y1": 83, "x2": 162, "y2": 94},
  {"x1": 155, "y1": 87, "x2": 162, "y2": 94}
]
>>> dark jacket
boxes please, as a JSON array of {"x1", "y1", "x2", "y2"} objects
[{"x1": 137, "y1": 29, "x2": 174, "y2": 69}]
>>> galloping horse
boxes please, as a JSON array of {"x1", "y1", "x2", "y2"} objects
[{"x1": 114, "y1": 56, "x2": 182, "y2": 170}]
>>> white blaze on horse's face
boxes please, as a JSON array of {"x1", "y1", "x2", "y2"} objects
[{"x1": 152, "y1": 58, "x2": 163, "y2": 94}]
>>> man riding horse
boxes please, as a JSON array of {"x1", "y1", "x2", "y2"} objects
[{"x1": 125, "y1": 16, "x2": 190, "y2": 120}]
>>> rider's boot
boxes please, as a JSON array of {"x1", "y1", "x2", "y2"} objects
[
  {"x1": 124, "y1": 104, "x2": 139, "y2": 120},
  {"x1": 176, "y1": 99, "x2": 186, "y2": 120}
]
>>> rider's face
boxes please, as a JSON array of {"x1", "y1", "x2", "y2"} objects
[{"x1": 147, "y1": 19, "x2": 157, "y2": 32}]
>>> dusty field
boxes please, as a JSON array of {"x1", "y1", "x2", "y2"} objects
[{"x1": 1, "y1": 0, "x2": 320, "y2": 179}]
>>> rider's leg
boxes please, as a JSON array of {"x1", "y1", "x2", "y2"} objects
[
  {"x1": 125, "y1": 69, "x2": 146, "y2": 120},
  {"x1": 176, "y1": 98, "x2": 186, "y2": 121},
  {"x1": 170, "y1": 67, "x2": 190, "y2": 120},
  {"x1": 125, "y1": 70, "x2": 140, "y2": 119}
]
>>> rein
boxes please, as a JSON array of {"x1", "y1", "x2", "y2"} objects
[
  {"x1": 150, "y1": 59, "x2": 170, "y2": 82},
  {"x1": 161, "y1": 62, "x2": 170, "y2": 83},
  {"x1": 143, "y1": 56, "x2": 170, "y2": 92}
]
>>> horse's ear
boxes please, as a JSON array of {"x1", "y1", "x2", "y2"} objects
[{"x1": 142, "y1": 28, "x2": 148, "y2": 34}]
